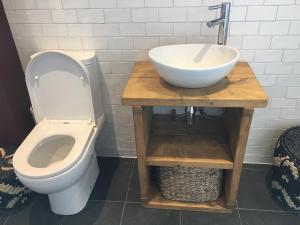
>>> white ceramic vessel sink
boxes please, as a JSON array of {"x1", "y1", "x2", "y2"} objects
[{"x1": 148, "y1": 44, "x2": 239, "y2": 88}]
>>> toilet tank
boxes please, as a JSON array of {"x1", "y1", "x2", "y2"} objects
[{"x1": 29, "y1": 51, "x2": 104, "y2": 126}]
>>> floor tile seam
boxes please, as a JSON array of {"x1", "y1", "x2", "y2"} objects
[
  {"x1": 237, "y1": 207, "x2": 298, "y2": 213},
  {"x1": 119, "y1": 162, "x2": 135, "y2": 225},
  {"x1": 237, "y1": 209, "x2": 243, "y2": 225},
  {"x1": 2, "y1": 211, "x2": 11, "y2": 225},
  {"x1": 89, "y1": 199, "x2": 125, "y2": 203},
  {"x1": 60, "y1": 216, "x2": 67, "y2": 225},
  {"x1": 126, "y1": 201, "x2": 140, "y2": 204},
  {"x1": 179, "y1": 210, "x2": 182, "y2": 225},
  {"x1": 242, "y1": 168, "x2": 271, "y2": 171},
  {"x1": 234, "y1": 200, "x2": 243, "y2": 225},
  {"x1": 236, "y1": 201, "x2": 243, "y2": 225}
]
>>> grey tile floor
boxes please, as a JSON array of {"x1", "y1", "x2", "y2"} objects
[{"x1": 1, "y1": 157, "x2": 299, "y2": 225}]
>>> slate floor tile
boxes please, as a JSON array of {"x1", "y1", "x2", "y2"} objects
[
  {"x1": 237, "y1": 169, "x2": 281, "y2": 211},
  {"x1": 5, "y1": 197, "x2": 64, "y2": 225},
  {"x1": 63, "y1": 201, "x2": 123, "y2": 225},
  {"x1": 90, "y1": 158, "x2": 133, "y2": 201},
  {"x1": 181, "y1": 210, "x2": 241, "y2": 225},
  {"x1": 122, "y1": 203, "x2": 180, "y2": 225},
  {"x1": 239, "y1": 210, "x2": 300, "y2": 225},
  {"x1": 4, "y1": 157, "x2": 297, "y2": 225}
]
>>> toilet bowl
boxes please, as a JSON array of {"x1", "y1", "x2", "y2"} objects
[{"x1": 13, "y1": 50, "x2": 105, "y2": 215}]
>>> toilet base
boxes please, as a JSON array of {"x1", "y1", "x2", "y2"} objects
[{"x1": 48, "y1": 152, "x2": 99, "y2": 215}]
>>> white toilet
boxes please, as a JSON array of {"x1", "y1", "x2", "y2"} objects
[{"x1": 13, "y1": 50, "x2": 105, "y2": 215}]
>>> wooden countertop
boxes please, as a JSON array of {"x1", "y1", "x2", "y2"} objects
[{"x1": 122, "y1": 62, "x2": 268, "y2": 108}]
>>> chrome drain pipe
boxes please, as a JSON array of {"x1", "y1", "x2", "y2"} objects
[{"x1": 185, "y1": 106, "x2": 196, "y2": 126}]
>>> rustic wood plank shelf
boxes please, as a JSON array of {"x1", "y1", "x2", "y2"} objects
[
  {"x1": 122, "y1": 62, "x2": 268, "y2": 213},
  {"x1": 147, "y1": 115, "x2": 233, "y2": 169},
  {"x1": 147, "y1": 134, "x2": 233, "y2": 169},
  {"x1": 145, "y1": 190, "x2": 231, "y2": 213}
]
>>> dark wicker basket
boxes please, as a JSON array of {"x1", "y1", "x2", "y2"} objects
[
  {"x1": 272, "y1": 126, "x2": 300, "y2": 211},
  {"x1": 157, "y1": 166, "x2": 223, "y2": 203}
]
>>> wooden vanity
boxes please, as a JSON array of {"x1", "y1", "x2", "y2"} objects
[{"x1": 122, "y1": 62, "x2": 268, "y2": 213}]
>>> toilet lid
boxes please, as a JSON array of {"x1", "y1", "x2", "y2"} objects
[{"x1": 25, "y1": 51, "x2": 95, "y2": 124}]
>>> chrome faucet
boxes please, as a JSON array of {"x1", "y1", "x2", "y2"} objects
[
  {"x1": 207, "y1": 2, "x2": 231, "y2": 45},
  {"x1": 183, "y1": 3, "x2": 231, "y2": 126}
]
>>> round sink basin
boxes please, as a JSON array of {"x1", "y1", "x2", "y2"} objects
[{"x1": 148, "y1": 44, "x2": 239, "y2": 88}]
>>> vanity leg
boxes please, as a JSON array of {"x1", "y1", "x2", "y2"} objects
[
  {"x1": 132, "y1": 106, "x2": 153, "y2": 202},
  {"x1": 223, "y1": 108, "x2": 254, "y2": 208}
]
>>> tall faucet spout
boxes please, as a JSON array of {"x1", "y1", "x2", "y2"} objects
[{"x1": 207, "y1": 2, "x2": 231, "y2": 45}]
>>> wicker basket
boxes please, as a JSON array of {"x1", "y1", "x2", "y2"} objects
[{"x1": 157, "y1": 166, "x2": 223, "y2": 203}]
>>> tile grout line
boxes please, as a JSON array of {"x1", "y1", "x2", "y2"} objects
[
  {"x1": 60, "y1": 216, "x2": 67, "y2": 225},
  {"x1": 242, "y1": 168, "x2": 271, "y2": 171},
  {"x1": 236, "y1": 200, "x2": 243, "y2": 225},
  {"x1": 88, "y1": 199, "x2": 139, "y2": 204},
  {"x1": 125, "y1": 201, "x2": 140, "y2": 204},
  {"x1": 237, "y1": 207, "x2": 299, "y2": 213},
  {"x1": 119, "y1": 160, "x2": 135, "y2": 225},
  {"x1": 2, "y1": 211, "x2": 12, "y2": 225},
  {"x1": 89, "y1": 199, "x2": 124, "y2": 203},
  {"x1": 179, "y1": 210, "x2": 182, "y2": 225}
]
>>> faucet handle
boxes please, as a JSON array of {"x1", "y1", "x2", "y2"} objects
[
  {"x1": 208, "y1": 4, "x2": 222, "y2": 10},
  {"x1": 209, "y1": 2, "x2": 231, "y2": 10}
]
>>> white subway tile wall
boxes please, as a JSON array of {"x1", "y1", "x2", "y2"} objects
[{"x1": 3, "y1": 0, "x2": 300, "y2": 163}]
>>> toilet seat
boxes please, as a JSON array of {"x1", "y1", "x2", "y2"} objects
[{"x1": 13, "y1": 120, "x2": 94, "y2": 179}]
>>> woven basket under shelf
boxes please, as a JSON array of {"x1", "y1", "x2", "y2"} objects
[{"x1": 157, "y1": 166, "x2": 223, "y2": 203}]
